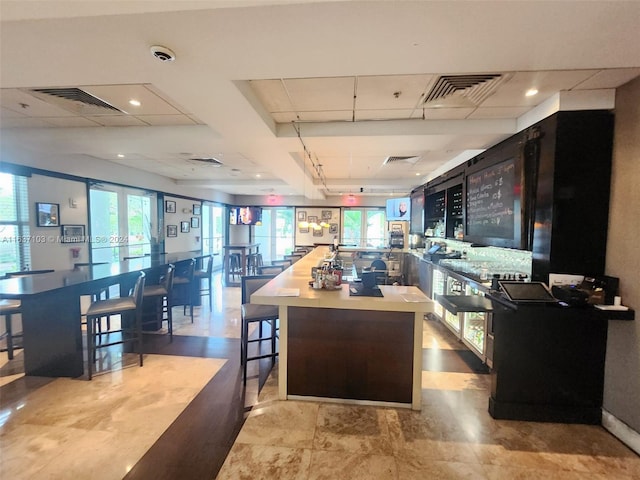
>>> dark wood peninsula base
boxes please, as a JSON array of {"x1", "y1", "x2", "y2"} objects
[{"x1": 287, "y1": 307, "x2": 414, "y2": 404}]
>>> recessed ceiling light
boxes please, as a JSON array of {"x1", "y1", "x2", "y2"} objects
[
  {"x1": 117, "y1": 154, "x2": 125, "y2": 158},
  {"x1": 129, "y1": 99, "x2": 141, "y2": 107},
  {"x1": 255, "y1": 174, "x2": 261, "y2": 178},
  {"x1": 525, "y1": 89, "x2": 538, "y2": 97},
  {"x1": 415, "y1": 173, "x2": 421, "y2": 176}
]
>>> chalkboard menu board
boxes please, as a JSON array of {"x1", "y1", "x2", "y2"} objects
[{"x1": 466, "y1": 158, "x2": 516, "y2": 239}]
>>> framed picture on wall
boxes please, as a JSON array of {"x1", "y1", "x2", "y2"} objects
[
  {"x1": 299, "y1": 226, "x2": 309, "y2": 233},
  {"x1": 36, "y1": 202, "x2": 60, "y2": 227},
  {"x1": 193, "y1": 204, "x2": 201, "y2": 215},
  {"x1": 297, "y1": 210, "x2": 307, "y2": 221},
  {"x1": 308, "y1": 215, "x2": 318, "y2": 225},
  {"x1": 191, "y1": 217, "x2": 199, "y2": 228},
  {"x1": 167, "y1": 225, "x2": 178, "y2": 237},
  {"x1": 312, "y1": 227, "x2": 324, "y2": 237},
  {"x1": 61, "y1": 224, "x2": 85, "y2": 243},
  {"x1": 321, "y1": 210, "x2": 332, "y2": 220},
  {"x1": 165, "y1": 200, "x2": 176, "y2": 213},
  {"x1": 329, "y1": 223, "x2": 338, "y2": 234},
  {"x1": 181, "y1": 221, "x2": 190, "y2": 233}
]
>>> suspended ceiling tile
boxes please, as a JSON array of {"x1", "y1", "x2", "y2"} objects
[
  {"x1": 421, "y1": 107, "x2": 476, "y2": 119},
  {"x1": 81, "y1": 84, "x2": 183, "y2": 115},
  {"x1": 271, "y1": 111, "x2": 299, "y2": 123},
  {"x1": 283, "y1": 77, "x2": 355, "y2": 111},
  {"x1": 356, "y1": 74, "x2": 434, "y2": 110},
  {"x1": 296, "y1": 110, "x2": 353, "y2": 122},
  {"x1": 134, "y1": 114, "x2": 198, "y2": 126},
  {"x1": 2, "y1": 88, "x2": 76, "y2": 117},
  {"x1": 0, "y1": 105, "x2": 27, "y2": 118},
  {"x1": 249, "y1": 79, "x2": 293, "y2": 113},
  {"x1": 481, "y1": 70, "x2": 599, "y2": 107},
  {"x1": 0, "y1": 117, "x2": 57, "y2": 128},
  {"x1": 41, "y1": 116, "x2": 102, "y2": 127},
  {"x1": 574, "y1": 68, "x2": 640, "y2": 89},
  {"x1": 354, "y1": 109, "x2": 415, "y2": 121},
  {"x1": 86, "y1": 115, "x2": 148, "y2": 126},
  {"x1": 468, "y1": 106, "x2": 531, "y2": 119}
]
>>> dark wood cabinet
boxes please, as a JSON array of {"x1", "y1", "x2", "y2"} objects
[{"x1": 489, "y1": 302, "x2": 607, "y2": 424}]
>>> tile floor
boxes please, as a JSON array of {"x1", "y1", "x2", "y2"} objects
[{"x1": 1, "y1": 271, "x2": 639, "y2": 480}]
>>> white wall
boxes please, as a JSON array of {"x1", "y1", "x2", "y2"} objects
[
  {"x1": 28, "y1": 173, "x2": 89, "y2": 270},
  {"x1": 163, "y1": 196, "x2": 201, "y2": 253}
]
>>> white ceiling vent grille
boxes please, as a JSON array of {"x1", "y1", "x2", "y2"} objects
[
  {"x1": 383, "y1": 156, "x2": 420, "y2": 165},
  {"x1": 26, "y1": 87, "x2": 124, "y2": 115},
  {"x1": 422, "y1": 74, "x2": 506, "y2": 108},
  {"x1": 188, "y1": 157, "x2": 224, "y2": 167}
]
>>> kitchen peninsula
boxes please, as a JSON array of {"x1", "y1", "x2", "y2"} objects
[{"x1": 251, "y1": 246, "x2": 433, "y2": 410}]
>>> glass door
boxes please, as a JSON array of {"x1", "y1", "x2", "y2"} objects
[
  {"x1": 462, "y1": 283, "x2": 487, "y2": 360},
  {"x1": 202, "y1": 202, "x2": 225, "y2": 271},
  {"x1": 90, "y1": 185, "x2": 157, "y2": 262},
  {"x1": 254, "y1": 207, "x2": 294, "y2": 263},
  {"x1": 90, "y1": 188, "x2": 119, "y2": 263}
]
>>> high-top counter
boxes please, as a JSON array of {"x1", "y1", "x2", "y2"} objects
[{"x1": 251, "y1": 247, "x2": 433, "y2": 410}]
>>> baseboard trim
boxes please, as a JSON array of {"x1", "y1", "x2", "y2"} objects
[{"x1": 602, "y1": 409, "x2": 640, "y2": 455}]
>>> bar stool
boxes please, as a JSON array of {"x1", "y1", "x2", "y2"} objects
[
  {"x1": 0, "y1": 299, "x2": 22, "y2": 360},
  {"x1": 172, "y1": 259, "x2": 195, "y2": 322},
  {"x1": 85, "y1": 272, "x2": 145, "y2": 380},
  {"x1": 257, "y1": 264, "x2": 284, "y2": 275},
  {"x1": 283, "y1": 254, "x2": 303, "y2": 264},
  {"x1": 74, "y1": 262, "x2": 111, "y2": 332},
  {"x1": 142, "y1": 264, "x2": 175, "y2": 341},
  {"x1": 271, "y1": 259, "x2": 292, "y2": 270},
  {"x1": 193, "y1": 256, "x2": 213, "y2": 311},
  {"x1": 240, "y1": 274, "x2": 279, "y2": 385},
  {"x1": 247, "y1": 252, "x2": 263, "y2": 275},
  {"x1": 229, "y1": 253, "x2": 242, "y2": 280},
  {"x1": 3, "y1": 270, "x2": 55, "y2": 360}
]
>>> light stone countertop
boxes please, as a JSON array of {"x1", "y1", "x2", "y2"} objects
[{"x1": 251, "y1": 246, "x2": 434, "y2": 314}]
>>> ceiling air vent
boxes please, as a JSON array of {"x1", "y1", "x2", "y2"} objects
[
  {"x1": 422, "y1": 73, "x2": 508, "y2": 108},
  {"x1": 383, "y1": 156, "x2": 420, "y2": 165},
  {"x1": 26, "y1": 87, "x2": 124, "y2": 115},
  {"x1": 188, "y1": 157, "x2": 223, "y2": 167}
]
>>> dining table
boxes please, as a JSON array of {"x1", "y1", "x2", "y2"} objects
[
  {"x1": 222, "y1": 243, "x2": 260, "y2": 286},
  {"x1": 0, "y1": 251, "x2": 206, "y2": 378}
]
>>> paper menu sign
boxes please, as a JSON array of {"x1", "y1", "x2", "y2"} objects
[{"x1": 548, "y1": 274, "x2": 584, "y2": 288}]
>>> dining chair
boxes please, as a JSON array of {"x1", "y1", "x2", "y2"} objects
[
  {"x1": 257, "y1": 264, "x2": 284, "y2": 275},
  {"x1": 193, "y1": 255, "x2": 213, "y2": 311},
  {"x1": 85, "y1": 272, "x2": 145, "y2": 380},
  {"x1": 142, "y1": 264, "x2": 175, "y2": 341},
  {"x1": 240, "y1": 274, "x2": 278, "y2": 385}
]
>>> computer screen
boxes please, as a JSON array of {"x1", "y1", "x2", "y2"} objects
[{"x1": 499, "y1": 281, "x2": 557, "y2": 303}]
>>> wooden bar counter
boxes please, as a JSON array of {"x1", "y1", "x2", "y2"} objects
[{"x1": 251, "y1": 247, "x2": 433, "y2": 410}]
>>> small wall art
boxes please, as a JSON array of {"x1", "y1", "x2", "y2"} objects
[
  {"x1": 181, "y1": 221, "x2": 190, "y2": 233},
  {"x1": 165, "y1": 200, "x2": 176, "y2": 213},
  {"x1": 36, "y1": 202, "x2": 60, "y2": 227},
  {"x1": 167, "y1": 225, "x2": 178, "y2": 237}
]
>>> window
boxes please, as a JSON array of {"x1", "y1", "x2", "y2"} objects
[
  {"x1": 90, "y1": 184, "x2": 157, "y2": 262},
  {"x1": 0, "y1": 173, "x2": 31, "y2": 275},
  {"x1": 254, "y1": 207, "x2": 294, "y2": 263},
  {"x1": 342, "y1": 208, "x2": 386, "y2": 248},
  {"x1": 202, "y1": 202, "x2": 225, "y2": 270}
]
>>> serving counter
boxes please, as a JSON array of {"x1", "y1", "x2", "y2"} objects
[{"x1": 251, "y1": 247, "x2": 433, "y2": 410}]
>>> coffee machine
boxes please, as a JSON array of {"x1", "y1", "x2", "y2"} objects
[{"x1": 389, "y1": 231, "x2": 404, "y2": 248}]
